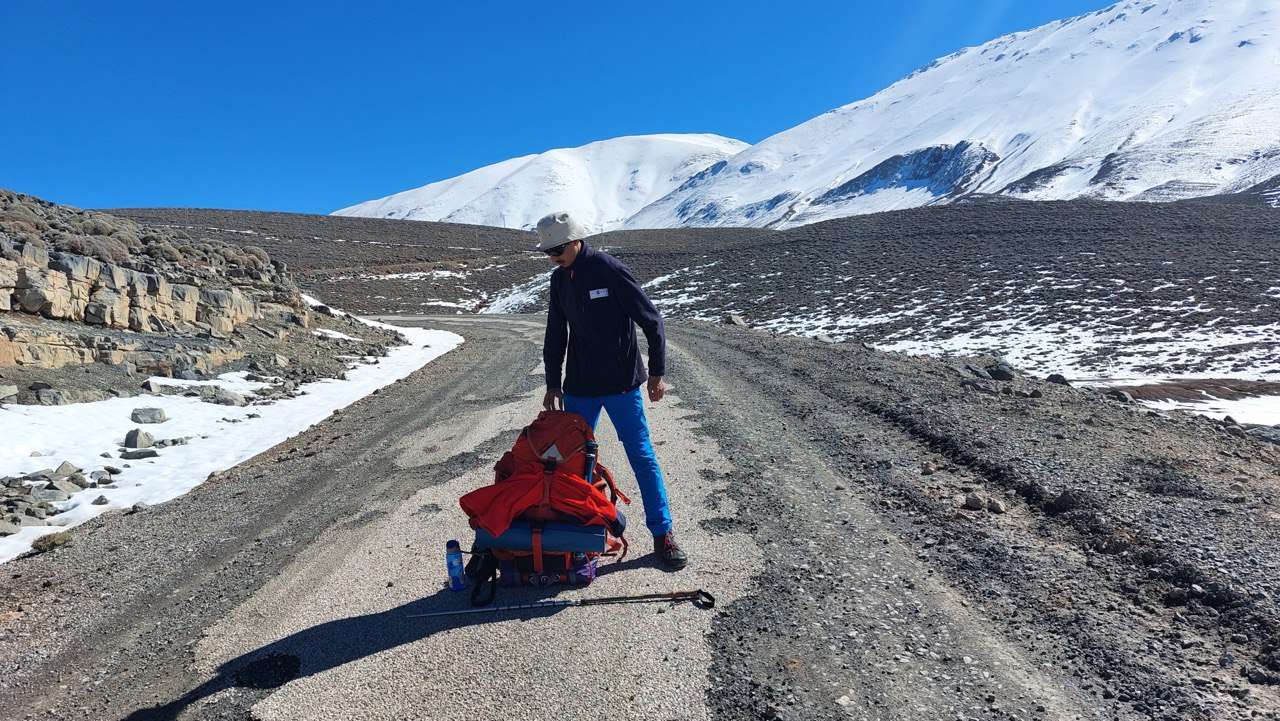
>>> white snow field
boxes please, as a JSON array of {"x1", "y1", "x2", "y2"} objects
[
  {"x1": 336, "y1": 0, "x2": 1279, "y2": 232},
  {"x1": 333, "y1": 134, "x2": 748, "y2": 233},
  {"x1": 1145, "y1": 393, "x2": 1280, "y2": 426},
  {"x1": 626, "y1": 0, "x2": 1280, "y2": 229},
  {"x1": 0, "y1": 314, "x2": 462, "y2": 563}
]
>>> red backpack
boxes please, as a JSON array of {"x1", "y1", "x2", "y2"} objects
[{"x1": 459, "y1": 411, "x2": 630, "y2": 604}]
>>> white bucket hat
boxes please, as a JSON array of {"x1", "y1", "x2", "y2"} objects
[{"x1": 534, "y1": 211, "x2": 588, "y2": 250}]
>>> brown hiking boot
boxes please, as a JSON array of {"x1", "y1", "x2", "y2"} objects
[{"x1": 655, "y1": 532, "x2": 688, "y2": 570}]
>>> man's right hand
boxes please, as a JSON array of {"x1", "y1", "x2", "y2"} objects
[{"x1": 543, "y1": 388, "x2": 564, "y2": 411}]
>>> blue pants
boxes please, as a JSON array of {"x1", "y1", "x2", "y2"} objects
[{"x1": 564, "y1": 387, "x2": 673, "y2": 537}]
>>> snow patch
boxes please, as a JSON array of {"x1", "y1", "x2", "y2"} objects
[{"x1": 0, "y1": 313, "x2": 462, "y2": 563}]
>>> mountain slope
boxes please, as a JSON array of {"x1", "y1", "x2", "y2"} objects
[
  {"x1": 333, "y1": 134, "x2": 748, "y2": 233},
  {"x1": 625, "y1": 0, "x2": 1280, "y2": 229}
]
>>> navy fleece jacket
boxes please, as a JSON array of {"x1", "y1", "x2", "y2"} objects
[{"x1": 543, "y1": 243, "x2": 666, "y2": 397}]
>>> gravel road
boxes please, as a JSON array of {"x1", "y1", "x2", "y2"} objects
[{"x1": 3, "y1": 316, "x2": 1280, "y2": 720}]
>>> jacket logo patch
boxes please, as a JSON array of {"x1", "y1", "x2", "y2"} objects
[{"x1": 589, "y1": 288, "x2": 609, "y2": 299}]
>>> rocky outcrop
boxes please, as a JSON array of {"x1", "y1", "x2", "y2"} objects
[
  {"x1": 0, "y1": 190, "x2": 308, "y2": 377},
  {"x1": 0, "y1": 324, "x2": 245, "y2": 375}
]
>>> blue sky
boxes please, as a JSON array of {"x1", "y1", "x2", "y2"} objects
[{"x1": 1, "y1": 0, "x2": 1113, "y2": 214}]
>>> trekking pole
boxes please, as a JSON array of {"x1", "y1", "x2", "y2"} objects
[{"x1": 404, "y1": 589, "x2": 715, "y2": 619}]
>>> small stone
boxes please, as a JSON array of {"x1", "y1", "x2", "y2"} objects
[
  {"x1": 131, "y1": 407, "x2": 168, "y2": 424},
  {"x1": 104, "y1": 466, "x2": 122, "y2": 475},
  {"x1": 963, "y1": 493, "x2": 985, "y2": 511},
  {"x1": 1107, "y1": 389, "x2": 1134, "y2": 403},
  {"x1": 987, "y1": 498, "x2": 1007, "y2": 514},
  {"x1": 120, "y1": 449, "x2": 159, "y2": 460},
  {"x1": 1046, "y1": 373, "x2": 1071, "y2": 386},
  {"x1": 723, "y1": 314, "x2": 748, "y2": 327},
  {"x1": 91, "y1": 495, "x2": 110, "y2": 505},
  {"x1": 127, "y1": 501, "x2": 150, "y2": 514}
]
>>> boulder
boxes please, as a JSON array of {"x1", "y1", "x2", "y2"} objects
[
  {"x1": 53, "y1": 461, "x2": 81, "y2": 477},
  {"x1": 1106, "y1": 389, "x2": 1135, "y2": 403},
  {"x1": 18, "y1": 241, "x2": 49, "y2": 268},
  {"x1": 1046, "y1": 373, "x2": 1071, "y2": 386},
  {"x1": 124, "y1": 429, "x2": 154, "y2": 449},
  {"x1": 723, "y1": 314, "x2": 748, "y2": 327},
  {"x1": 0, "y1": 384, "x2": 17, "y2": 401},
  {"x1": 47, "y1": 478, "x2": 81, "y2": 494},
  {"x1": 985, "y1": 362, "x2": 1017, "y2": 382},
  {"x1": 0, "y1": 520, "x2": 21, "y2": 536},
  {"x1": 170, "y1": 284, "x2": 199, "y2": 323},
  {"x1": 15, "y1": 267, "x2": 73, "y2": 319},
  {"x1": 91, "y1": 495, "x2": 110, "y2": 506},
  {"x1": 29, "y1": 487, "x2": 70, "y2": 503},
  {"x1": 131, "y1": 407, "x2": 167, "y2": 424},
  {"x1": 98, "y1": 263, "x2": 128, "y2": 291},
  {"x1": 197, "y1": 386, "x2": 247, "y2": 406},
  {"x1": 0, "y1": 258, "x2": 17, "y2": 311},
  {"x1": 85, "y1": 288, "x2": 129, "y2": 328},
  {"x1": 49, "y1": 251, "x2": 102, "y2": 283}
]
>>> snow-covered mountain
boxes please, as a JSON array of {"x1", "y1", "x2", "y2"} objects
[
  {"x1": 333, "y1": 134, "x2": 748, "y2": 233},
  {"x1": 625, "y1": 0, "x2": 1280, "y2": 228}
]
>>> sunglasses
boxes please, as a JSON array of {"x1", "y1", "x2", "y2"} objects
[{"x1": 543, "y1": 242, "x2": 573, "y2": 257}]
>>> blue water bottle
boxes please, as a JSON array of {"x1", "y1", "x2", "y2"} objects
[{"x1": 445, "y1": 540, "x2": 466, "y2": 591}]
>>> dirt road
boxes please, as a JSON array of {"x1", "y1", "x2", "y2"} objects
[{"x1": 3, "y1": 316, "x2": 1279, "y2": 720}]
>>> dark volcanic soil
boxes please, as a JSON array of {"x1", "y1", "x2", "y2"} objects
[{"x1": 114, "y1": 200, "x2": 1280, "y2": 380}]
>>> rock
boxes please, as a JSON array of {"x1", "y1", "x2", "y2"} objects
[
  {"x1": 47, "y1": 479, "x2": 82, "y2": 494},
  {"x1": 29, "y1": 487, "x2": 70, "y2": 503},
  {"x1": 1029, "y1": 389, "x2": 1043, "y2": 399},
  {"x1": 57, "y1": 388, "x2": 110, "y2": 404},
  {"x1": 987, "y1": 498, "x2": 1007, "y2": 514},
  {"x1": 963, "y1": 493, "x2": 985, "y2": 510},
  {"x1": 960, "y1": 379, "x2": 997, "y2": 395},
  {"x1": 966, "y1": 364, "x2": 992, "y2": 380},
  {"x1": 127, "y1": 502, "x2": 150, "y2": 514},
  {"x1": 0, "y1": 520, "x2": 21, "y2": 536},
  {"x1": 90, "y1": 470, "x2": 111, "y2": 483},
  {"x1": 90, "y1": 495, "x2": 109, "y2": 505},
  {"x1": 920, "y1": 461, "x2": 936, "y2": 476},
  {"x1": 1225, "y1": 425, "x2": 1247, "y2": 439},
  {"x1": 66, "y1": 473, "x2": 90, "y2": 489},
  {"x1": 1106, "y1": 389, "x2": 1134, "y2": 403},
  {"x1": 1046, "y1": 373, "x2": 1071, "y2": 386},
  {"x1": 0, "y1": 384, "x2": 17, "y2": 401},
  {"x1": 53, "y1": 461, "x2": 81, "y2": 477},
  {"x1": 1045, "y1": 488, "x2": 1092, "y2": 515},
  {"x1": 986, "y1": 362, "x2": 1016, "y2": 381},
  {"x1": 123, "y1": 429, "x2": 154, "y2": 449},
  {"x1": 723, "y1": 314, "x2": 748, "y2": 327},
  {"x1": 5, "y1": 512, "x2": 42, "y2": 527},
  {"x1": 104, "y1": 465, "x2": 122, "y2": 475},
  {"x1": 131, "y1": 407, "x2": 167, "y2": 424},
  {"x1": 119, "y1": 449, "x2": 158, "y2": 460},
  {"x1": 196, "y1": 386, "x2": 247, "y2": 406}
]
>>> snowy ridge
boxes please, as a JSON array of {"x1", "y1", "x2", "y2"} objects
[
  {"x1": 624, "y1": 0, "x2": 1279, "y2": 228},
  {"x1": 334, "y1": 134, "x2": 748, "y2": 233}
]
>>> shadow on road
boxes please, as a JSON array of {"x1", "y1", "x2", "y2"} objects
[{"x1": 120, "y1": 584, "x2": 567, "y2": 721}]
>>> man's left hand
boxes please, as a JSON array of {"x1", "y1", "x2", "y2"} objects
[{"x1": 647, "y1": 375, "x2": 667, "y2": 402}]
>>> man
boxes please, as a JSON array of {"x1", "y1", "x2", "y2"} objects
[{"x1": 537, "y1": 211, "x2": 687, "y2": 570}]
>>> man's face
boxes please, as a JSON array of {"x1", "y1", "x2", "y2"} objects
[{"x1": 545, "y1": 240, "x2": 581, "y2": 268}]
